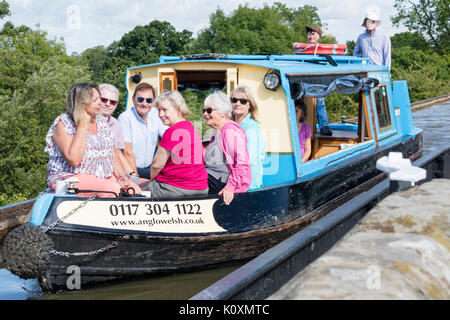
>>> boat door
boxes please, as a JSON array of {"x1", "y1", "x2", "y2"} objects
[{"x1": 368, "y1": 75, "x2": 398, "y2": 143}]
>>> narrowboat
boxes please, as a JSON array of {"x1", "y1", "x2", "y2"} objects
[{"x1": 2, "y1": 51, "x2": 423, "y2": 292}]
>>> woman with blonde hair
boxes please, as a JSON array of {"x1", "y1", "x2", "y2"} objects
[
  {"x1": 45, "y1": 82, "x2": 141, "y2": 197},
  {"x1": 140, "y1": 90, "x2": 208, "y2": 197},
  {"x1": 230, "y1": 85, "x2": 266, "y2": 190}
]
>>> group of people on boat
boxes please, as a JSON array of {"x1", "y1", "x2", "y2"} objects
[
  {"x1": 45, "y1": 81, "x2": 272, "y2": 205},
  {"x1": 45, "y1": 6, "x2": 391, "y2": 205}
]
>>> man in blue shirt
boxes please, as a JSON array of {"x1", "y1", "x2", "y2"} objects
[
  {"x1": 305, "y1": 25, "x2": 332, "y2": 136},
  {"x1": 118, "y1": 83, "x2": 167, "y2": 179},
  {"x1": 354, "y1": 6, "x2": 391, "y2": 68}
]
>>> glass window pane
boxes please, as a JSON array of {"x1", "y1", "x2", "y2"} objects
[{"x1": 373, "y1": 86, "x2": 391, "y2": 130}]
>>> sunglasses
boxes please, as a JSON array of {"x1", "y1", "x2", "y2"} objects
[
  {"x1": 307, "y1": 30, "x2": 317, "y2": 35},
  {"x1": 100, "y1": 97, "x2": 118, "y2": 106},
  {"x1": 230, "y1": 97, "x2": 249, "y2": 104},
  {"x1": 202, "y1": 107, "x2": 216, "y2": 114},
  {"x1": 136, "y1": 97, "x2": 153, "y2": 104}
]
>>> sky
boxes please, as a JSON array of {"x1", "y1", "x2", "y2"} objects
[{"x1": 1, "y1": 0, "x2": 407, "y2": 55}]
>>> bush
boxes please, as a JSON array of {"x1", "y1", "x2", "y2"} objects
[{"x1": 391, "y1": 46, "x2": 450, "y2": 102}]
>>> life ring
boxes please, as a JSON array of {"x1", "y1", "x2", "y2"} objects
[{"x1": 292, "y1": 43, "x2": 347, "y2": 55}]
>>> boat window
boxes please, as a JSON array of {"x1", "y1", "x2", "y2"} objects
[
  {"x1": 177, "y1": 71, "x2": 226, "y2": 92},
  {"x1": 373, "y1": 85, "x2": 392, "y2": 131},
  {"x1": 175, "y1": 71, "x2": 227, "y2": 139},
  {"x1": 296, "y1": 90, "x2": 373, "y2": 161},
  {"x1": 288, "y1": 73, "x2": 379, "y2": 100}
]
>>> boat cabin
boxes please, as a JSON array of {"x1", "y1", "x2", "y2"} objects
[{"x1": 124, "y1": 53, "x2": 418, "y2": 189}]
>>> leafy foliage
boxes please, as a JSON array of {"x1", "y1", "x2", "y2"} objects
[
  {"x1": 191, "y1": 3, "x2": 321, "y2": 54},
  {"x1": 0, "y1": 0, "x2": 9, "y2": 19},
  {"x1": 79, "y1": 20, "x2": 193, "y2": 116},
  {"x1": 391, "y1": 31, "x2": 432, "y2": 51},
  {"x1": 325, "y1": 93, "x2": 359, "y2": 123},
  {"x1": 391, "y1": 46, "x2": 450, "y2": 101},
  {"x1": 392, "y1": 0, "x2": 450, "y2": 53},
  {"x1": 0, "y1": 22, "x2": 67, "y2": 96}
]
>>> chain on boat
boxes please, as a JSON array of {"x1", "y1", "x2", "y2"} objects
[{"x1": 41, "y1": 194, "x2": 119, "y2": 257}]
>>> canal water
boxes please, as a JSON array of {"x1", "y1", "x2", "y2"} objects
[
  {"x1": 412, "y1": 102, "x2": 450, "y2": 154},
  {"x1": 0, "y1": 101, "x2": 449, "y2": 300}
]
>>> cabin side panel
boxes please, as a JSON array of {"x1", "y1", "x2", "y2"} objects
[{"x1": 237, "y1": 65, "x2": 296, "y2": 186}]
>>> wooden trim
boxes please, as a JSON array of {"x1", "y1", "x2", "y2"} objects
[
  {"x1": 361, "y1": 92, "x2": 373, "y2": 142},
  {"x1": 159, "y1": 72, "x2": 178, "y2": 94},
  {"x1": 358, "y1": 92, "x2": 363, "y2": 142},
  {"x1": 367, "y1": 92, "x2": 379, "y2": 147}
]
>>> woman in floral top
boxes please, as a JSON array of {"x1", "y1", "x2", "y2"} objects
[{"x1": 45, "y1": 82, "x2": 140, "y2": 197}]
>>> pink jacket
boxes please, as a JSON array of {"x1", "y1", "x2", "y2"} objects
[{"x1": 213, "y1": 121, "x2": 251, "y2": 193}]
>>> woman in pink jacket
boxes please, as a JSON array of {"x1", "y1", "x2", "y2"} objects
[{"x1": 203, "y1": 91, "x2": 251, "y2": 205}]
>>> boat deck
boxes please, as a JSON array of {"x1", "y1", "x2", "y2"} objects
[{"x1": 314, "y1": 128, "x2": 359, "y2": 139}]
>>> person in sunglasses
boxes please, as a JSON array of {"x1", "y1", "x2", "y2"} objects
[
  {"x1": 118, "y1": 82, "x2": 168, "y2": 179},
  {"x1": 45, "y1": 82, "x2": 141, "y2": 197},
  {"x1": 203, "y1": 91, "x2": 251, "y2": 205},
  {"x1": 99, "y1": 83, "x2": 135, "y2": 179},
  {"x1": 139, "y1": 91, "x2": 208, "y2": 197},
  {"x1": 230, "y1": 85, "x2": 265, "y2": 190}
]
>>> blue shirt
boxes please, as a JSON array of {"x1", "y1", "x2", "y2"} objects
[
  {"x1": 240, "y1": 114, "x2": 266, "y2": 190},
  {"x1": 118, "y1": 107, "x2": 167, "y2": 168},
  {"x1": 354, "y1": 29, "x2": 391, "y2": 68}
]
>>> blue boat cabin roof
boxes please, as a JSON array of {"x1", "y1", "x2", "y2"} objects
[{"x1": 127, "y1": 53, "x2": 390, "y2": 75}]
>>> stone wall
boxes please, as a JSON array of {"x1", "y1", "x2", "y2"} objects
[{"x1": 269, "y1": 179, "x2": 450, "y2": 300}]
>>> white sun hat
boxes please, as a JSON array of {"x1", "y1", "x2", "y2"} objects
[{"x1": 362, "y1": 5, "x2": 382, "y2": 27}]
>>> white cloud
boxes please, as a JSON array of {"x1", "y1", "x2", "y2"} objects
[{"x1": 0, "y1": 0, "x2": 407, "y2": 54}]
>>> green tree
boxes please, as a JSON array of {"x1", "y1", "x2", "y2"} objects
[
  {"x1": 80, "y1": 20, "x2": 193, "y2": 115},
  {"x1": 79, "y1": 45, "x2": 109, "y2": 82},
  {"x1": 319, "y1": 34, "x2": 337, "y2": 44},
  {"x1": 391, "y1": 46, "x2": 449, "y2": 101},
  {"x1": 391, "y1": 31, "x2": 432, "y2": 51},
  {"x1": 109, "y1": 20, "x2": 192, "y2": 66},
  {"x1": 346, "y1": 40, "x2": 355, "y2": 55},
  {"x1": 0, "y1": 22, "x2": 68, "y2": 96},
  {"x1": 191, "y1": 3, "x2": 322, "y2": 54},
  {"x1": 392, "y1": 0, "x2": 450, "y2": 52},
  {"x1": 0, "y1": 0, "x2": 10, "y2": 19}
]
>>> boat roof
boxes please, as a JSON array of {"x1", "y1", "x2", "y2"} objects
[{"x1": 127, "y1": 53, "x2": 389, "y2": 75}]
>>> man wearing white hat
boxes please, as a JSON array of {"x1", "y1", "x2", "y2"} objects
[{"x1": 354, "y1": 5, "x2": 391, "y2": 68}]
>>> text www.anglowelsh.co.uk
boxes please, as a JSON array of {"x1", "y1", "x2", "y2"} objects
[{"x1": 110, "y1": 216, "x2": 205, "y2": 227}]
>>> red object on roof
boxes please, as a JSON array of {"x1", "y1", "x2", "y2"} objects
[{"x1": 292, "y1": 43, "x2": 347, "y2": 55}]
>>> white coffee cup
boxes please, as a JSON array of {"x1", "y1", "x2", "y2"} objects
[{"x1": 55, "y1": 180, "x2": 68, "y2": 194}]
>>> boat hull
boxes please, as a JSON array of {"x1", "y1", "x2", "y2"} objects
[{"x1": 39, "y1": 132, "x2": 422, "y2": 292}]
